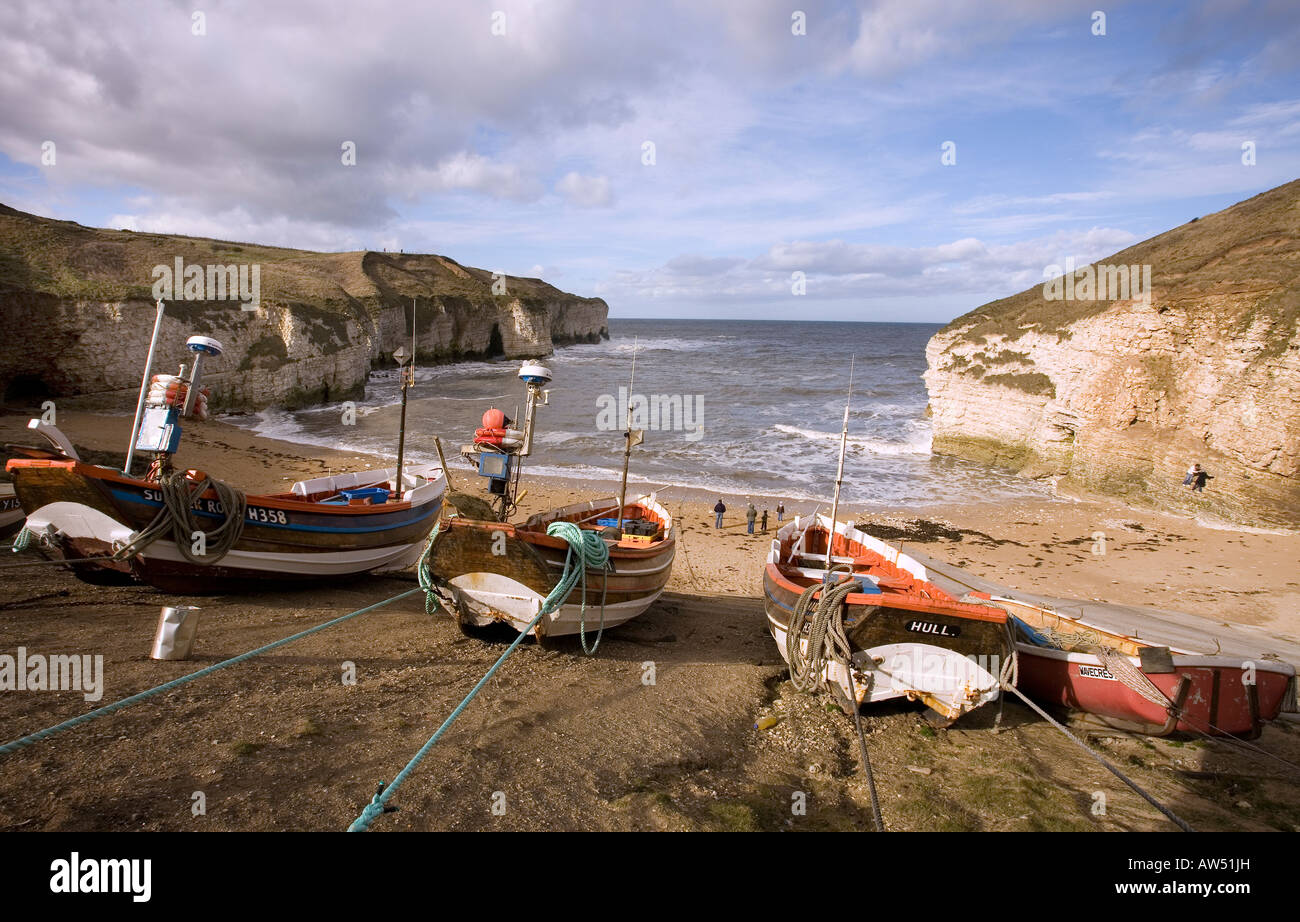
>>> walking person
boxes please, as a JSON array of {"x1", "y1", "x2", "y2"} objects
[
  {"x1": 713, "y1": 498, "x2": 726, "y2": 529},
  {"x1": 761, "y1": 509, "x2": 769, "y2": 532},
  {"x1": 746, "y1": 502, "x2": 757, "y2": 535},
  {"x1": 776, "y1": 501, "x2": 785, "y2": 523}
]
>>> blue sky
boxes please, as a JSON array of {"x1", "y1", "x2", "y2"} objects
[{"x1": 1, "y1": 0, "x2": 1297, "y2": 321}]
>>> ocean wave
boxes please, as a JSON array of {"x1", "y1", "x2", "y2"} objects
[{"x1": 772, "y1": 424, "x2": 932, "y2": 455}]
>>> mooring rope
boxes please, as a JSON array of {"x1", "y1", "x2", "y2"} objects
[
  {"x1": 350, "y1": 521, "x2": 609, "y2": 831},
  {"x1": 114, "y1": 470, "x2": 247, "y2": 566},
  {"x1": 0, "y1": 587, "x2": 422, "y2": 757},
  {"x1": 544, "y1": 521, "x2": 611, "y2": 656},
  {"x1": 843, "y1": 668, "x2": 885, "y2": 832},
  {"x1": 785, "y1": 567, "x2": 857, "y2": 693},
  {"x1": 1001, "y1": 682, "x2": 1196, "y2": 831}
]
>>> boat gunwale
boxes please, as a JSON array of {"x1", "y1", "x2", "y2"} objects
[
  {"x1": 6, "y1": 458, "x2": 444, "y2": 516},
  {"x1": 763, "y1": 561, "x2": 1008, "y2": 624}
]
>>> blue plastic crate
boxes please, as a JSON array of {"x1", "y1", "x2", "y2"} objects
[{"x1": 339, "y1": 486, "x2": 390, "y2": 504}]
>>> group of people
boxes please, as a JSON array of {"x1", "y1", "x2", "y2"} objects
[{"x1": 713, "y1": 498, "x2": 785, "y2": 534}]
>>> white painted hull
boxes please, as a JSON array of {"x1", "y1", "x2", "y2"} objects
[
  {"x1": 448, "y1": 571, "x2": 663, "y2": 637},
  {"x1": 23, "y1": 500, "x2": 430, "y2": 577},
  {"x1": 769, "y1": 616, "x2": 1002, "y2": 715}
]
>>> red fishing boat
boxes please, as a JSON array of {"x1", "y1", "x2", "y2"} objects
[{"x1": 986, "y1": 594, "x2": 1297, "y2": 738}]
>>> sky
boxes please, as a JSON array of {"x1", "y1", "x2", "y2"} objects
[{"x1": 1, "y1": 0, "x2": 1297, "y2": 322}]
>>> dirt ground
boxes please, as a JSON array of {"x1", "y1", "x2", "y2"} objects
[{"x1": 1, "y1": 412, "x2": 1299, "y2": 832}]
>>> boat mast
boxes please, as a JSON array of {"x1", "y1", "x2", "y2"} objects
[
  {"x1": 124, "y1": 299, "x2": 167, "y2": 476},
  {"x1": 394, "y1": 298, "x2": 415, "y2": 496},
  {"x1": 824, "y1": 356, "x2": 855, "y2": 565},
  {"x1": 615, "y1": 337, "x2": 639, "y2": 535}
]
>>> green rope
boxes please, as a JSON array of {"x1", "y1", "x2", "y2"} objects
[
  {"x1": 416, "y1": 517, "x2": 444, "y2": 615},
  {"x1": 546, "y1": 520, "x2": 611, "y2": 656},
  {"x1": 349, "y1": 520, "x2": 609, "y2": 831},
  {"x1": 10, "y1": 526, "x2": 32, "y2": 553},
  {"x1": 0, "y1": 587, "x2": 422, "y2": 757}
]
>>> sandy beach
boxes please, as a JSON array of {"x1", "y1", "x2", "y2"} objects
[{"x1": 2, "y1": 410, "x2": 1299, "y2": 831}]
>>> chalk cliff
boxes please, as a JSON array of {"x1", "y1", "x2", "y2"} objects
[
  {"x1": 924, "y1": 179, "x2": 1300, "y2": 528},
  {"x1": 0, "y1": 204, "x2": 608, "y2": 412}
]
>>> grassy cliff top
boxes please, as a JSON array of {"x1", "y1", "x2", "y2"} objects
[
  {"x1": 941, "y1": 178, "x2": 1300, "y2": 346},
  {"x1": 0, "y1": 203, "x2": 598, "y2": 307}
]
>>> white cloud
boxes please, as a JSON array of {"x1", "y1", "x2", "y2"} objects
[{"x1": 555, "y1": 171, "x2": 613, "y2": 208}]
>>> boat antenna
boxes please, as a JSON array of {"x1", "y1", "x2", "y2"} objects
[
  {"x1": 825, "y1": 356, "x2": 855, "y2": 565},
  {"x1": 615, "y1": 336, "x2": 641, "y2": 536}
]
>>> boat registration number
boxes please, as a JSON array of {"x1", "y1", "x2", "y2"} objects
[
  {"x1": 140, "y1": 489, "x2": 289, "y2": 524},
  {"x1": 1078, "y1": 664, "x2": 1117, "y2": 681},
  {"x1": 1, "y1": 497, "x2": 19, "y2": 512}
]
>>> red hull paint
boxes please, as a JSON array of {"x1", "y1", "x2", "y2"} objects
[{"x1": 1016, "y1": 649, "x2": 1292, "y2": 737}]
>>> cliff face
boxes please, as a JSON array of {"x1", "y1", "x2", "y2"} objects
[
  {"x1": 0, "y1": 205, "x2": 608, "y2": 412},
  {"x1": 924, "y1": 179, "x2": 1300, "y2": 528}
]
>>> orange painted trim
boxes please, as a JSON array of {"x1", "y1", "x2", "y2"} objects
[
  {"x1": 5, "y1": 458, "x2": 421, "y2": 515},
  {"x1": 764, "y1": 562, "x2": 1007, "y2": 624}
]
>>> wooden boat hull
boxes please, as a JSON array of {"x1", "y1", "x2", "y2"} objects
[
  {"x1": 765, "y1": 515, "x2": 1012, "y2": 721},
  {"x1": 986, "y1": 594, "x2": 1297, "y2": 737},
  {"x1": 1015, "y1": 644, "x2": 1294, "y2": 737},
  {"x1": 426, "y1": 497, "x2": 675, "y2": 639},
  {"x1": 6, "y1": 459, "x2": 444, "y2": 592},
  {"x1": 0, "y1": 482, "x2": 22, "y2": 538}
]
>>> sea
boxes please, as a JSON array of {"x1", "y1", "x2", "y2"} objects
[{"x1": 226, "y1": 319, "x2": 1052, "y2": 509}]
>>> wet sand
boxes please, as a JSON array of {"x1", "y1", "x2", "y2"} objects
[{"x1": 2, "y1": 411, "x2": 1299, "y2": 831}]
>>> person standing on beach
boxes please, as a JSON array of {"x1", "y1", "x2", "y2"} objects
[
  {"x1": 776, "y1": 501, "x2": 785, "y2": 522},
  {"x1": 1183, "y1": 463, "x2": 1198, "y2": 487},
  {"x1": 714, "y1": 499, "x2": 726, "y2": 529},
  {"x1": 761, "y1": 509, "x2": 769, "y2": 532},
  {"x1": 746, "y1": 502, "x2": 757, "y2": 535}
]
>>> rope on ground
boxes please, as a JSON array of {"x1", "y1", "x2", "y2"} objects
[
  {"x1": 785, "y1": 569, "x2": 886, "y2": 831},
  {"x1": 844, "y1": 668, "x2": 885, "y2": 832},
  {"x1": 114, "y1": 470, "x2": 246, "y2": 566},
  {"x1": 1001, "y1": 682, "x2": 1196, "y2": 832},
  {"x1": 350, "y1": 521, "x2": 609, "y2": 831},
  {"x1": 0, "y1": 555, "x2": 122, "y2": 570},
  {"x1": 0, "y1": 587, "x2": 422, "y2": 757}
]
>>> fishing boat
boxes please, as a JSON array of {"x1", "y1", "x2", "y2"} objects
[
  {"x1": 6, "y1": 320, "x2": 445, "y2": 592},
  {"x1": 2, "y1": 419, "x2": 83, "y2": 538},
  {"x1": 983, "y1": 594, "x2": 1297, "y2": 738},
  {"x1": 8, "y1": 459, "x2": 445, "y2": 592},
  {"x1": 0, "y1": 482, "x2": 21, "y2": 538},
  {"x1": 428, "y1": 493, "x2": 675, "y2": 640},
  {"x1": 762, "y1": 360, "x2": 1011, "y2": 724},
  {"x1": 424, "y1": 357, "x2": 676, "y2": 643},
  {"x1": 765, "y1": 513, "x2": 1013, "y2": 722}
]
